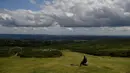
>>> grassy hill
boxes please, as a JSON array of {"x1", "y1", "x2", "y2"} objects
[{"x1": 0, "y1": 51, "x2": 130, "y2": 73}]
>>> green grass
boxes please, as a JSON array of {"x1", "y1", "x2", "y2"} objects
[{"x1": 0, "y1": 51, "x2": 130, "y2": 73}]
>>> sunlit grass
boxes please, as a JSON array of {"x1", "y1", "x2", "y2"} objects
[{"x1": 0, "y1": 51, "x2": 130, "y2": 73}]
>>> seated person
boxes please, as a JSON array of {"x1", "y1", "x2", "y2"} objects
[{"x1": 80, "y1": 55, "x2": 88, "y2": 66}]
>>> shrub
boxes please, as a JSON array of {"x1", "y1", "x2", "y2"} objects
[
  {"x1": 0, "y1": 47, "x2": 11, "y2": 57},
  {"x1": 89, "y1": 49, "x2": 130, "y2": 57},
  {"x1": 18, "y1": 49, "x2": 62, "y2": 58}
]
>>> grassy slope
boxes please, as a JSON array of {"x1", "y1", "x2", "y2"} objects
[{"x1": 0, "y1": 51, "x2": 130, "y2": 73}]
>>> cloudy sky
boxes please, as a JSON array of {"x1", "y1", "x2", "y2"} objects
[{"x1": 0, "y1": 0, "x2": 130, "y2": 35}]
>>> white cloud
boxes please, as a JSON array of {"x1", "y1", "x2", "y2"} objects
[
  {"x1": 66, "y1": 28, "x2": 73, "y2": 31},
  {"x1": 1, "y1": 0, "x2": 130, "y2": 27}
]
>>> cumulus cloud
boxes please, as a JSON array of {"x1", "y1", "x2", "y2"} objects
[
  {"x1": 1, "y1": 0, "x2": 130, "y2": 27},
  {"x1": 0, "y1": 9, "x2": 55, "y2": 27}
]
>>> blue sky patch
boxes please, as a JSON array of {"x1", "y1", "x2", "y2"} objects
[{"x1": 0, "y1": 0, "x2": 42, "y2": 10}]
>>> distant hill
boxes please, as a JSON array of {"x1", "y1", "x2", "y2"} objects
[{"x1": 0, "y1": 34, "x2": 130, "y2": 40}]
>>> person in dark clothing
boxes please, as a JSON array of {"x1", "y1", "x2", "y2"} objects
[{"x1": 80, "y1": 55, "x2": 88, "y2": 66}]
